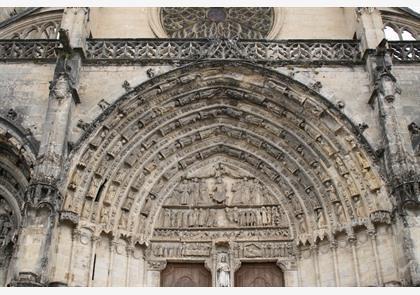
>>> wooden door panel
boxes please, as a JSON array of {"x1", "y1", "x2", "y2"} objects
[
  {"x1": 161, "y1": 263, "x2": 211, "y2": 287},
  {"x1": 235, "y1": 263, "x2": 284, "y2": 287}
]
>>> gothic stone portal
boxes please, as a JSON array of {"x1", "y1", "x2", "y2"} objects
[{"x1": 148, "y1": 162, "x2": 293, "y2": 287}]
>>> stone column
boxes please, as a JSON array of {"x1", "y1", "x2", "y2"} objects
[
  {"x1": 106, "y1": 238, "x2": 117, "y2": 286},
  {"x1": 310, "y1": 245, "x2": 321, "y2": 286},
  {"x1": 356, "y1": 7, "x2": 420, "y2": 286},
  {"x1": 355, "y1": 8, "x2": 384, "y2": 53},
  {"x1": 349, "y1": 236, "x2": 361, "y2": 286},
  {"x1": 279, "y1": 260, "x2": 299, "y2": 287},
  {"x1": 368, "y1": 230, "x2": 384, "y2": 286},
  {"x1": 146, "y1": 260, "x2": 166, "y2": 287},
  {"x1": 330, "y1": 240, "x2": 341, "y2": 287},
  {"x1": 8, "y1": 8, "x2": 89, "y2": 286},
  {"x1": 374, "y1": 42, "x2": 420, "y2": 286},
  {"x1": 125, "y1": 245, "x2": 134, "y2": 287}
]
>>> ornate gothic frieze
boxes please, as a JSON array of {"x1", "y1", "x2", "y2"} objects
[
  {"x1": 0, "y1": 39, "x2": 363, "y2": 64},
  {"x1": 1, "y1": 39, "x2": 419, "y2": 64},
  {"x1": 0, "y1": 40, "x2": 59, "y2": 61}
]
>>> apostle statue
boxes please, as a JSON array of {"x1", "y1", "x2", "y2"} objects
[{"x1": 216, "y1": 254, "x2": 231, "y2": 287}]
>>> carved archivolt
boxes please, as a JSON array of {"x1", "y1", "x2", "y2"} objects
[
  {"x1": 0, "y1": 118, "x2": 34, "y2": 279},
  {"x1": 62, "y1": 61, "x2": 391, "y2": 252}
]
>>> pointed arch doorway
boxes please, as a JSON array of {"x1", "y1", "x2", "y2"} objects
[
  {"x1": 235, "y1": 262, "x2": 284, "y2": 287},
  {"x1": 161, "y1": 263, "x2": 211, "y2": 287}
]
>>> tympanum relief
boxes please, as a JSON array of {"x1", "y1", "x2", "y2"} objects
[{"x1": 149, "y1": 163, "x2": 293, "y2": 262}]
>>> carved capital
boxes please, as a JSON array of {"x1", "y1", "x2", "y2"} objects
[
  {"x1": 347, "y1": 235, "x2": 357, "y2": 245},
  {"x1": 147, "y1": 260, "x2": 167, "y2": 271},
  {"x1": 59, "y1": 210, "x2": 79, "y2": 225},
  {"x1": 309, "y1": 244, "x2": 319, "y2": 254},
  {"x1": 369, "y1": 210, "x2": 391, "y2": 225},
  {"x1": 367, "y1": 229, "x2": 377, "y2": 240},
  {"x1": 329, "y1": 239, "x2": 338, "y2": 249},
  {"x1": 10, "y1": 272, "x2": 44, "y2": 287}
]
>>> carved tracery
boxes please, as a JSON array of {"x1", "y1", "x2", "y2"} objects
[
  {"x1": 0, "y1": 9, "x2": 63, "y2": 39},
  {"x1": 160, "y1": 7, "x2": 274, "y2": 39}
]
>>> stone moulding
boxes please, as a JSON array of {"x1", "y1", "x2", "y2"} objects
[
  {"x1": 0, "y1": 39, "x2": 418, "y2": 64},
  {"x1": 0, "y1": 38, "x2": 361, "y2": 65},
  {"x1": 84, "y1": 38, "x2": 362, "y2": 64}
]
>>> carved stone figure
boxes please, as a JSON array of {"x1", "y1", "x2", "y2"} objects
[
  {"x1": 212, "y1": 176, "x2": 227, "y2": 204},
  {"x1": 197, "y1": 208, "x2": 207, "y2": 227},
  {"x1": 100, "y1": 206, "x2": 110, "y2": 224},
  {"x1": 334, "y1": 202, "x2": 347, "y2": 224},
  {"x1": 90, "y1": 127, "x2": 109, "y2": 148},
  {"x1": 81, "y1": 200, "x2": 92, "y2": 219},
  {"x1": 178, "y1": 179, "x2": 191, "y2": 205},
  {"x1": 335, "y1": 156, "x2": 348, "y2": 176},
  {"x1": 141, "y1": 194, "x2": 155, "y2": 217},
  {"x1": 107, "y1": 137, "x2": 127, "y2": 158},
  {"x1": 325, "y1": 181, "x2": 339, "y2": 203},
  {"x1": 363, "y1": 169, "x2": 381, "y2": 192},
  {"x1": 0, "y1": 200, "x2": 14, "y2": 244},
  {"x1": 104, "y1": 184, "x2": 118, "y2": 205},
  {"x1": 119, "y1": 211, "x2": 128, "y2": 229},
  {"x1": 207, "y1": 209, "x2": 217, "y2": 227},
  {"x1": 272, "y1": 206, "x2": 282, "y2": 226},
  {"x1": 87, "y1": 176, "x2": 102, "y2": 199},
  {"x1": 231, "y1": 177, "x2": 250, "y2": 204},
  {"x1": 296, "y1": 213, "x2": 307, "y2": 234},
  {"x1": 216, "y1": 254, "x2": 231, "y2": 287},
  {"x1": 163, "y1": 209, "x2": 171, "y2": 227},
  {"x1": 191, "y1": 178, "x2": 200, "y2": 203},
  {"x1": 355, "y1": 151, "x2": 370, "y2": 170},
  {"x1": 197, "y1": 178, "x2": 209, "y2": 205},
  {"x1": 353, "y1": 196, "x2": 366, "y2": 218},
  {"x1": 316, "y1": 136, "x2": 336, "y2": 157},
  {"x1": 315, "y1": 208, "x2": 326, "y2": 228},
  {"x1": 343, "y1": 174, "x2": 359, "y2": 197}
]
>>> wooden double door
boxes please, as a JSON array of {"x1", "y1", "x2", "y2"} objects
[
  {"x1": 161, "y1": 263, "x2": 211, "y2": 287},
  {"x1": 235, "y1": 262, "x2": 284, "y2": 287},
  {"x1": 160, "y1": 262, "x2": 284, "y2": 287}
]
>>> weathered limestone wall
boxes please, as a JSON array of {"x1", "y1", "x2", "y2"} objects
[
  {"x1": 0, "y1": 63, "x2": 53, "y2": 142},
  {"x1": 295, "y1": 225, "x2": 402, "y2": 287},
  {"x1": 89, "y1": 8, "x2": 155, "y2": 39},
  {"x1": 277, "y1": 8, "x2": 355, "y2": 39},
  {"x1": 89, "y1": 8, "x2": 355, "y2": 39},
  {"x1": 49, "y1": 226, "x2": 145, "y2": 287},
  {"x1": 393, "y1": 65, "x2": 420, "y2": 126}
]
